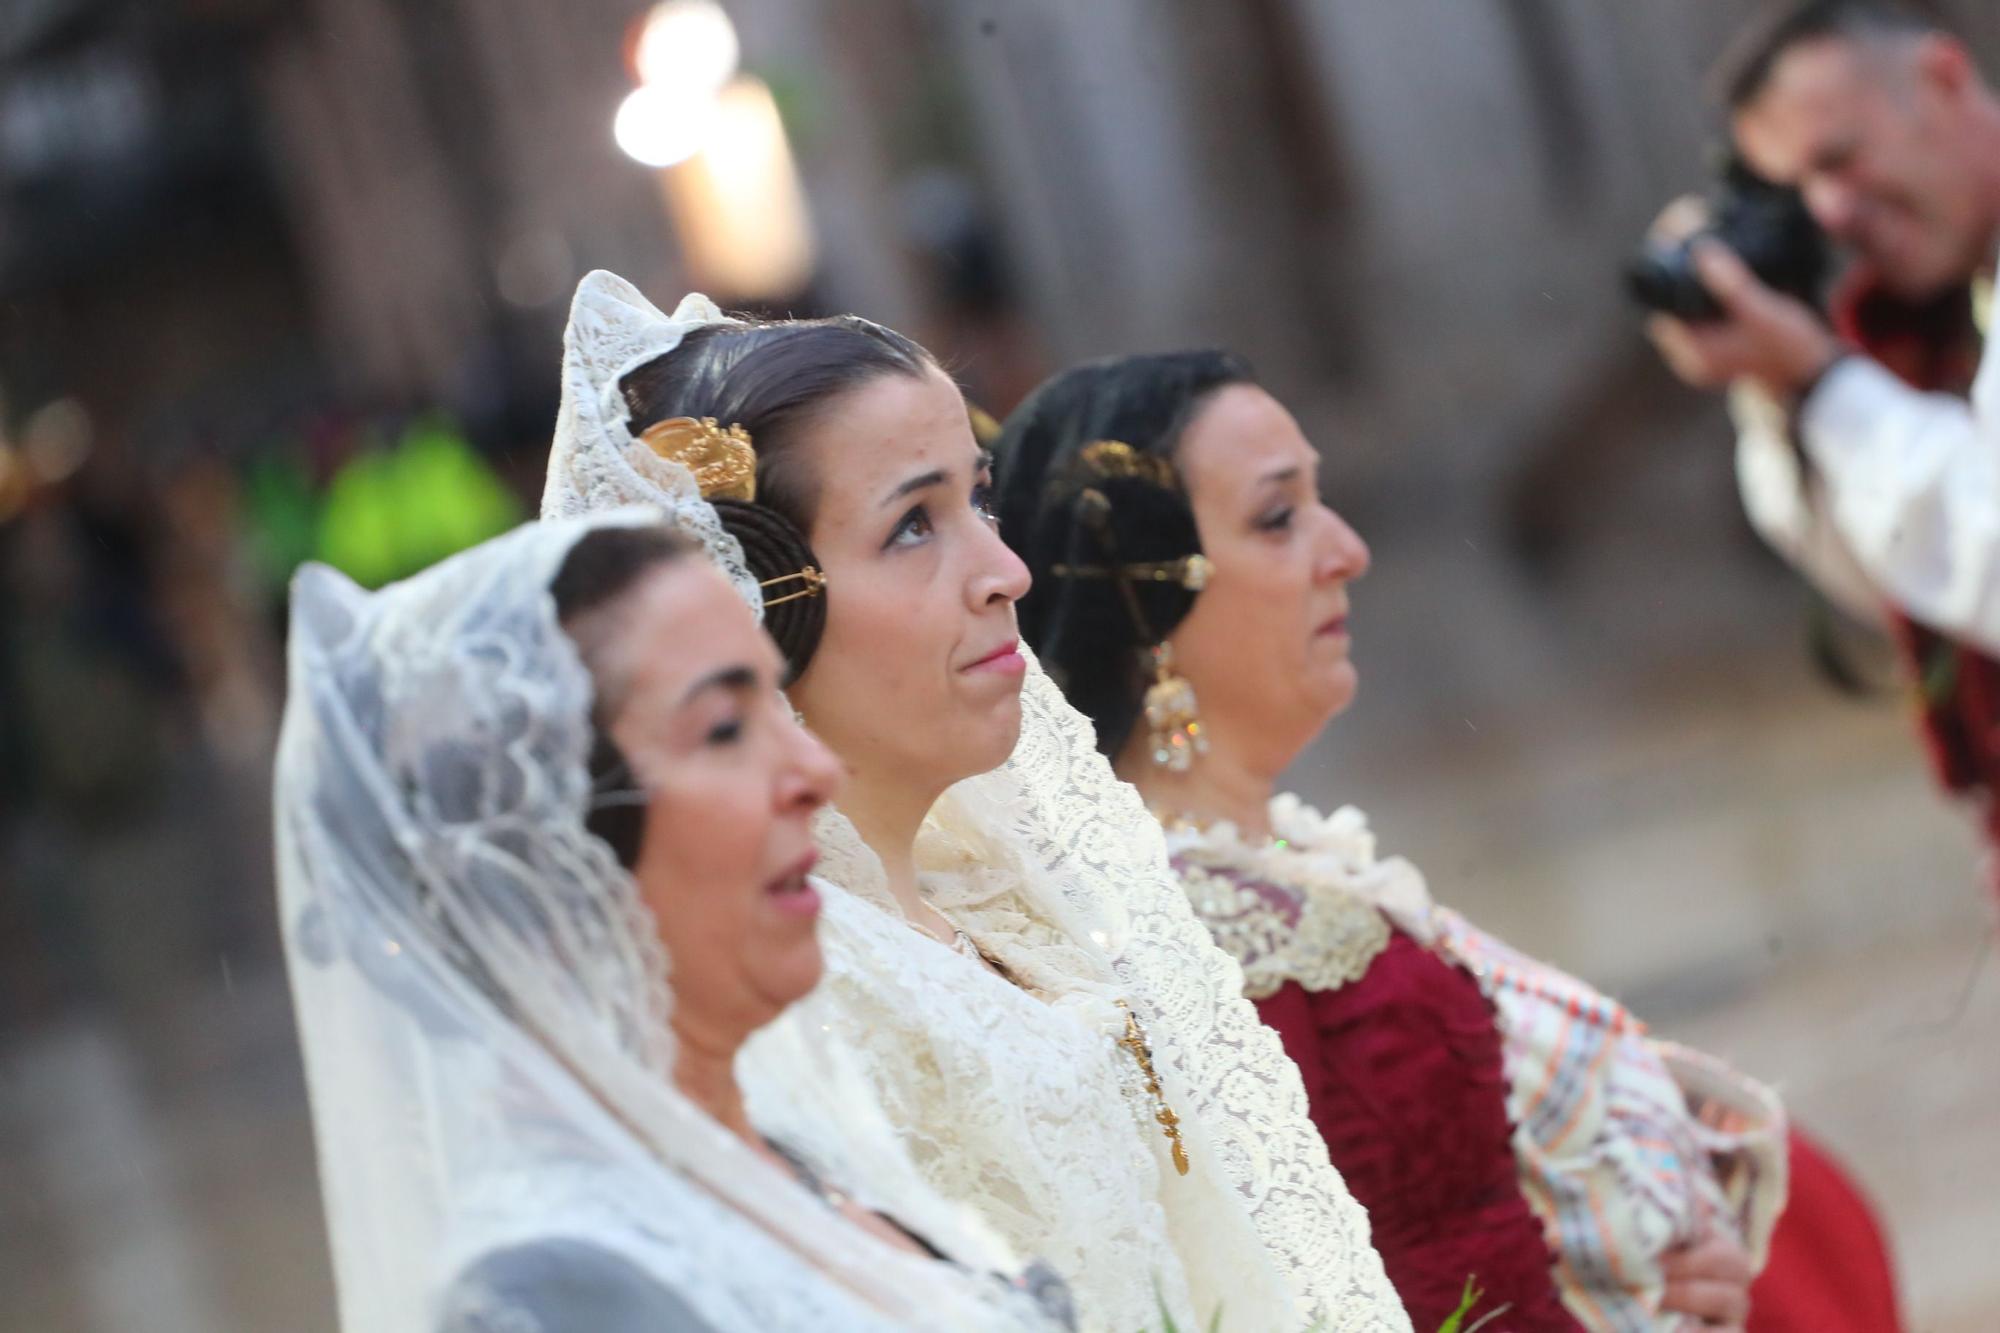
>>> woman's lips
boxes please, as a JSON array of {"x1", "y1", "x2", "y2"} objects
[
  {"x1": 962, "y1": 640, "x2": 1027, "y2": 676},
  {"x1": 1316, "y1": 614, "x2": 1350, "y2": 639},
  {"x1": 766, "y1": 852, "x2": 822, "y2": 919}
]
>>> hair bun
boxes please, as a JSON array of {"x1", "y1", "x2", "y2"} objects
[{"x1": 712, "y1": 499, "x2": 826, "y2": 682}]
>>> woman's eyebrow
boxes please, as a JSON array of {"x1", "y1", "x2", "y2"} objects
[
  {"x1": 881, "y1": 468, "x2": 950, "y2": 507},
  {"x1": 679, "y1": 663, "x2": 758, "y2": 706},
  {"x1": 880, "y1": 447, "x2": 988, "y2": 508}
]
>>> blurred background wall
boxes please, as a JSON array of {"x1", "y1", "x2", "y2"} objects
[{"x1": 3, "y1": 1, "x2": 1996, "y2": 1328}]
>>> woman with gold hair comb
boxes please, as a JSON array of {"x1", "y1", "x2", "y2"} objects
[{"x1": 992, "y1": 351, "x2": 1796, "y2": 1333}]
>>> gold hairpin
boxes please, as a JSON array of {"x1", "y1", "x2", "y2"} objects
[
  {"x1": 638, "y1": 416, "x2": 757, "y2": 502},
  {"x1": 1078, "y1": 439, "x2": 1178, "y2": 489},
  {"x1": 1050, "y1": 553, "x2": 1212, "y2": 592},
  {"x1": 759, "y1": 565, "x2": 826, "y2": 608}
]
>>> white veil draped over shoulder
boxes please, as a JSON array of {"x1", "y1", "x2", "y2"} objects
[
  {"x1": 275, "y1": 511, "x2": 1057, "y2": 1333},
  {"x1": 540, "y1": 270, "x2": 1409, "y2": 1332}
]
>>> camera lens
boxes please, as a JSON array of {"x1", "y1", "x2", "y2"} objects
[{"x1": 1623, "y1": 243, "x2": 1722, "y2": 321}]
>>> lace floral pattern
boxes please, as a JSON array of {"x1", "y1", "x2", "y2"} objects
[
  {"x1": 786, "y1": 680, "x2": 1410, "y2": 1332},
  {"x1": 540, "y1": 274, "x2": 761, "y2": 613},
  {"x1": 974, "y1": 667, "x2": 1412, "y2": 1331},
  {"x1": 763, "y1": 884, "x2": 1202, "y2": 1333},
  {"x1": 1170, "y1": 859, "x2": 1391, "y2": 999}
]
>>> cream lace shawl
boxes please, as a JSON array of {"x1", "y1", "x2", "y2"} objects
[{"x1": 784, "y1": 671, "x2": 1409, "y2": 1332}]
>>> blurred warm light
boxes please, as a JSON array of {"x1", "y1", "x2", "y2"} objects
[
  {"x1": 630, "y1": 0, "x2": 740, "y2": 93},
  {"x1": 659, "y1": 76, "x2": 814, "y2": 301},
  {"x1": 23, "y1": 398, "x2": 92, "y2": 484},
  {"x1": 614, "y1": 84, "x2": 718, "y2": 168},
  {"x1": 611, "y1": 5, "x2": 815, "y2": 296}
]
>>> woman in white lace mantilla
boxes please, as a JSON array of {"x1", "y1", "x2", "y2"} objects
[
  {"x1": 541, "y1": 271, "x2": 1409, "y2": 1333},
  {"x1": 994, "y1": 352, "x2": 1792, "y2": 1333},
  {"x1": 275, "y1": 511, "x2": 1075, "y2": 1332}
]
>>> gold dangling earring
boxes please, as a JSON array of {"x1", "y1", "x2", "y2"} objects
[{"x1": 1143, "y1": 641, "x2": 1207, "y2": 772}]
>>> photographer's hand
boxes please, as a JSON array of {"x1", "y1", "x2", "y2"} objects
[{"x1": 1647, "y1": 240, "x2": 1842, "y2": 401}]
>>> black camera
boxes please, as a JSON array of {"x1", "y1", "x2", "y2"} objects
[{"x1": 1625, "y1": 154, "x2": 1831, "y2": 321}]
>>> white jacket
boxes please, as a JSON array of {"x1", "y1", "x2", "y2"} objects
[{"x1": 1732, "y1": 307, "x2": 2000, "y2": 656}]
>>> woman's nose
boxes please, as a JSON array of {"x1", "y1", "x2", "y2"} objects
[
  {"x1": 779, "y1": 714, "x2": 843, "y2": 813},
  {"x1": 970, "y1": 521, "x2": 1032, "y2": 609},
  {"x1": 1316, "y1": 505, "x2": 1370, "y2": 583}
]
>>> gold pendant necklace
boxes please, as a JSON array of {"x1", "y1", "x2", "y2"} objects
[{"x1": 1115, "y1": 1000, "x2": 1190, "y2": 1176}]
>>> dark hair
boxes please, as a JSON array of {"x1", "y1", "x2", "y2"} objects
[
  {"x1": 620, "y1": 316, "x2": 936, "y2": 679},
  {"x1": 1714, "y1": 0, "x2": 1943, "y2": 110},
  {"x1": 992, "y1": 350, "x2": 1255, "y2": 760},
  {"x1": 550, "y1": 524, "x2": 691, "y2": 869}
]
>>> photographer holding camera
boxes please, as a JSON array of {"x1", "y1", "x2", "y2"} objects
[{"x1": 1647, "y1": 1, "x2": 2000, "y2": 889}]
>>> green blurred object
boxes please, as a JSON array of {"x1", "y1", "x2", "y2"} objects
[
  {"x1": 243, "y1": 452, "x2": 320, "y2": 593},
  {"x1": 316, "y1": 417, "x2": 522, "y2": 588}
]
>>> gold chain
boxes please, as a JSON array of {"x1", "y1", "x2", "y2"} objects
[
  {"x1": 1115, "y1": 1000, "x2": 1190, "y2": 1176},
  {"x1": 923, "y1": 897, "x2": 1192, "y2": 1177}
]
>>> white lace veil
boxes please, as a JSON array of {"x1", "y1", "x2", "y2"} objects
[
  {"x1": 275, "y1": 512, "x2": 1054, "y2": 1333},
  {"x1": 538, "y1": 270, "x2": 1408, "y2": 1331},
  {"x1": 541, "y1": 271, "x2": 761, "y2": 609}
]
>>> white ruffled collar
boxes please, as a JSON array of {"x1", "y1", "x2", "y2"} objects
[{"x1": 1161, "y1": 793, "x2": 1440, "y2": 945}]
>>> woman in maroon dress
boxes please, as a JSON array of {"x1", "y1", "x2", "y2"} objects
[{"x1": 994, "y1": 352, "x2": 1789, "y2": 1333}]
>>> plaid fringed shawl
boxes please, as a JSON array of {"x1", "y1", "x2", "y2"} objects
[{"x1": 1434, "y1": 912, "x2": 1788, "y2": 1333}]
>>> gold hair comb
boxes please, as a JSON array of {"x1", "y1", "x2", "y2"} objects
[
  {"x1": 1078, "y1": 439, "x2": 1178, "y2": 489},
  {"x1": 638, "y1": 416, "x2": 757, "y2": 503},
  {"x1": 1051, "y1": 553, "x2": 1212, "y2": 592}
]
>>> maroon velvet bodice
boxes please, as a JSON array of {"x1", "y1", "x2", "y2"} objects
[{"x1": 1256, "y1": 930, "x2": 1584, "y2": 1332}]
